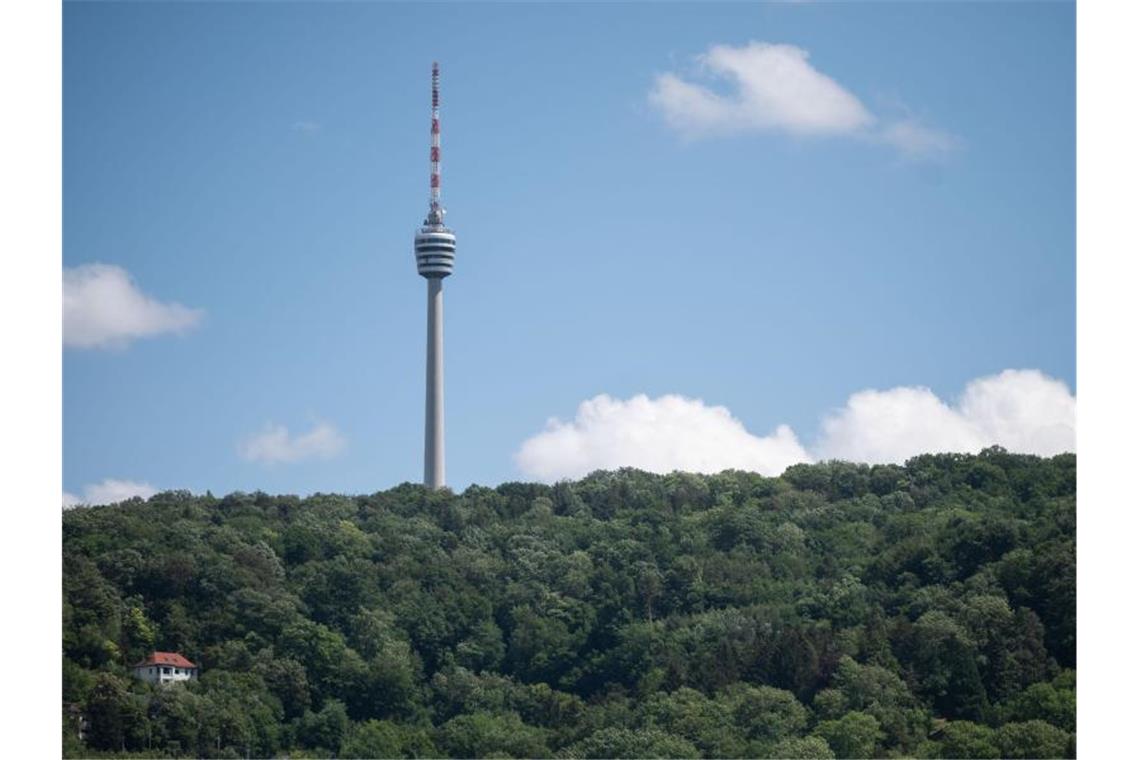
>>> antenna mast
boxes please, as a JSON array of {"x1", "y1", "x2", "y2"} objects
[{"x1": 428, "y1": 62, "x2": 443, "y2": 225}]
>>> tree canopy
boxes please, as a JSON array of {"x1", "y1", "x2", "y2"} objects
[{"x1": 62, "y1": 448, "x2": 1075, "y2": 758}]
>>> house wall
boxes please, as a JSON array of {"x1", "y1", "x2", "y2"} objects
[{"x1": 132, "y1": 665, "x2": 197, "y2": 684}]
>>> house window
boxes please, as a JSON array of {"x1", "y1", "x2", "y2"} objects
[{"x1": 163, "y1": 667, "x2": 171, "y2": 675}]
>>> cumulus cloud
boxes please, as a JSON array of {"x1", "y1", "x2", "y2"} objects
[
  {"x1": 650, "y1": 42, "x2": 873, "y2": 137},
  {"x1": 64, "y1": 264, "x2": 203, "y2": 349},
  {"x1": 63, "y1": 478, "x2": 157, "y2": 509},
  {"x1": 817, "y1": 369, "x2": 1075, "y2": 464},
  {"x1": 649, "y1": 41, "x2": 957, "y2": 160},
  {"x1": 515, "y1": 393, "x2": 810, "y2": 482},
  {"x1": 239, "y1": 421, "x2": 347, "y2": 464},
  {"x1": 515, "y1": 371, "x2": 1074, "y2": 481}
]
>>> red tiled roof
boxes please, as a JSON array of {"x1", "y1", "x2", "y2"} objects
[{"x1": 133, "y1": 651, "x2": 197, "y2": 669}]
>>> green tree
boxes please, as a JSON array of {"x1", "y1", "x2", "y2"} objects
[
  {"x1": 278, "y1": 619, "x2": 362, "y2": 704},
  {"x1": 562, "y1": 727, "x2": 700, "y2": 759},
  {"x1": 909, "y1": 611, "x2": 988, "y2": 720},
  {"x1": 256, "y1": 657, "x2": 311, "y2": 720},
  {"x1": 62, "y1": 658, "x2": 95, "y2": 705},
  {"x1": 297, "y1": 699, "x2": 350, "y2": 754},
  {"x1": 342, "y1": 719, "x2": 438, "y2": 759},
  {"x1": 644, "y1": 687, "x2": 740, "y2": 757},
  {"x1": 994, "y1": 719, "x2": 1071, "y2": 759},
  {"x1": 456, "y1": 619, "x2": 507, "y2": 673},
  {"x1": 814, "y1": 711, "x2": 883, "y2": 760},
  {"x1": 148, "y1": 683, "x2": 203, "y2": 756},
  {"x1": 84, "y1": 674, "x2": 137, "y2": 752},
  {"x1": 766, "y1": 736, "x2": 836, "y2": 759},
  {"x1": 721, "y1": 683, "x2": 809, "y2": 745},
  {"x1": 938, "y1": 720, "x2": 1000, "y2": 759},
  {"x1": 829, "y1": 655, "x2": 928, "y2": 750},
  {"x1": 122, "y1": 605, "x2": 156, "y2": 661},
  {"x1": 436, "y1": 711, "x2": 549, "y2": 758},
  {"x1": 812, "y1": 688, "x2": 847, "y2": 720},
  {"x1": 1000, "y1": 681, "x2": 1075, "y2": 732},
  {"x1": 349, "y1": 640, "x2": 419, "y2": 720}
]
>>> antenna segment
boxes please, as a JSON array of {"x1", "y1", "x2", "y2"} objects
[{"x1": 429, "y1": 61, "x2": 442, "y2": 224}]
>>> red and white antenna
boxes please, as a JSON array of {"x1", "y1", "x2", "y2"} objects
[{"x1": 428, "y1": 61, "x2": 443, "y2": 223}]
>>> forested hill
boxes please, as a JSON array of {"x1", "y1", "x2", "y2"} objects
[{"x1": 63, "y1": 448, "x2": 1075, "y2": 759}]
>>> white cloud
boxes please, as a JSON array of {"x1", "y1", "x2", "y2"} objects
[
  {"x1": 650, "y1": 42, "x2": 873, "y2": 137},
  {"x1": 64, "y1": 263, "x2": 203, "y2": 349},
  {"x1": 63, "y1": 478, "x2": 157, "y2": 509},
  {"x1": 815, "y1": 369, "x2": 1075, "y2": 463},
  {"x1": 881, "y1": 118, "x2": 960, "y2": 160},
  {"x1": 292, "y1": 120, "x2": 321, "y2": 134},
  {"x1": 239, "y1": 421, "x2": 347, "y2": 464},
  {"x1": 515, "y1": 393, "x2": 810, "y2": 482},
  {"x1": 649, "y1": 41, "x2": 956, "y2": 160},
  {"x1": 515, "y1": 371, "x2": 1074, "y2": 480}
]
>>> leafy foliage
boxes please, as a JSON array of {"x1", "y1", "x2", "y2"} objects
[{"x1": 62, "y1": 449, "x2": 1075, "y2": 757}]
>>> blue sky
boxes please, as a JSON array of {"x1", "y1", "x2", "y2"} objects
[{"x1": 63, "y1": 1, "x2": 1075, "y2": 499}]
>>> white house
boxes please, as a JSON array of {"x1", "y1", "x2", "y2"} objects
[{"x1": 132, "y1": 651, "x2": 199, "y2": 685}]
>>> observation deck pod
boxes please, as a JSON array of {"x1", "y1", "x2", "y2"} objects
[{"x1": 414, "y1": 224, "x2": 456, "y2": 278}]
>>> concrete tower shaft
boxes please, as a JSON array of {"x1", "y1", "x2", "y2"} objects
[{"x1": 424, "y1": 278, "x2": 444, "y2": 488}]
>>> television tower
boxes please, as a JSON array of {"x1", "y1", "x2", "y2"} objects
[{"x1": 413, "y1": 62, "x2": 456, "y2": 489}]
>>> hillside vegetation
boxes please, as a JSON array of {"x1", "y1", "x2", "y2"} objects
[{"x1": 63, "y1": 448, "x2": 1075, "y2": 758}]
